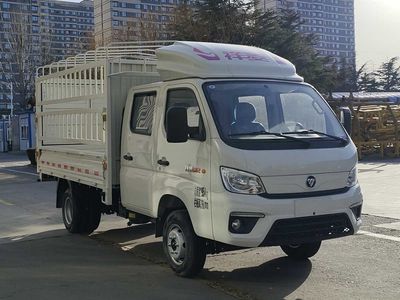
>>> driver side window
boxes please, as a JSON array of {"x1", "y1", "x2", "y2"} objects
[{"x1": 165, "y1": 89, "x2": 206, "y2": 141}]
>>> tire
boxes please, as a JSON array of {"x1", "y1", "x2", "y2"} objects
[
  {"x1": 87, "y1": 195, "x2": 101, "y2": 233},
  {"x1": 81, "y1": 186, "x2": 101, "y2": 234},
  {"x1": 281, "y1": 241, "x2": 321, "y2": 260},
  {"x1": 162, "y1": 210, "x2": 206, "y2": 277},
  {"x1": 61, "y1": 184, "x2": 101, "y2": 234},
  {"x1": 61, "y1": 187, "x2": 81, "y2": 233}
]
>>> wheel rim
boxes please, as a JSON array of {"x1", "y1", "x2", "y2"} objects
[
  {"x1": 63, "y1": 194, "x2": 73, "y2": 225},
  {"x1": 167, "y1": 225, "x2": 186, "y2": 265}
]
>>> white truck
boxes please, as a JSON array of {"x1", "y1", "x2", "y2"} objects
[{"x1": 36, "y1": 41, "x2": 363, "y2": 277}]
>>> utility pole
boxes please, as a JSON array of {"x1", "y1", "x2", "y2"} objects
[
  {"x1": 10, "y1": 82, "x2": 13, "y2": 118},
  {"x1": 0, "y1": 82, "x2": 14, "y2": 151},
  {"x1": 8, "y1": 82, "x2": 13, "y2": 151}
]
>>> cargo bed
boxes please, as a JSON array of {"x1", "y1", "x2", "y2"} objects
[
  {"x1": 36, "y1": 43, "x2": 165, "y2": 204},
  {"x1": 38, "y1": 145, "x2": 106, "y2": 189}
]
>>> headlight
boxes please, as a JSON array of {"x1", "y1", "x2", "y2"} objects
[
  {"x1": 220, "y1": 167, "x2": 266, "y2": 194},
  {"x1": 347, "y1": 166, "x2": 357, "y2": 187}
]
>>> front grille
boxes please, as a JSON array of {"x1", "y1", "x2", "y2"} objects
[
  {"x1": 261, "y1": 213, "x2": 353, "y2": 246},
  {"x1": 259, "y1": 187, "x2": 350, "y2": 199}
]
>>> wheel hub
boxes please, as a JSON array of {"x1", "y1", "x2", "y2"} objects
[
  {"x1": 63, "y1": 195, "x2": 73, "y2": 225},
  {"x1": 167, "y1": 225, "x2": 186, "y2": 265}
]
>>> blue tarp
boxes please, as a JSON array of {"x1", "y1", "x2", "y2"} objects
[{"x1": 330, "y1": 92, "x2": 400, "y2": 103}]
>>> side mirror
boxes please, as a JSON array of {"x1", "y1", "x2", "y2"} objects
[
  {"x1": 339, "y1": 107, "x2": 352, "y2": 134},
  {"x1": 166, "y1": 107, "x2": 189, "y2": 143}
]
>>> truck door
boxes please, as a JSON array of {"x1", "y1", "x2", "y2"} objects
[
  {"x1": 155, "y1": 85, "x2": 213, "y2": 239},
  {"x1": 120, "y1": 91, "x2": 158, "y2": 214}
]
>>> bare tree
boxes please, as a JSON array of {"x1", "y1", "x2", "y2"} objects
[
  {"x1": 77, "y1": 30, "x2": 96, "y2": 52},
  {"x1": 0, "y1": 6, "x2": 38, "y2": 110},
  {"x1": 40, "y1": 21, "x2": 57, "y2": 64},
  {"x1": 117, "y1": 20, "x2": 139, "y2": 42},
  {"x1": 139, "y1": 12, "x2": 163, "y2": 41}
]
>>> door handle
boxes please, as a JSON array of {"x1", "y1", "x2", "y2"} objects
[
  {"x1": 157, "y1": 158, "x2": 170, "y2": 166},
  {"x1": 123, "y1": 154, "x2": 133, "y2": 161}
]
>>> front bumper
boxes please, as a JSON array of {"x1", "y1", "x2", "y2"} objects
[
  {"x1": 260, "y1": 213, "x2": 354, "y2": 246},
  {"x1": 211, "y1": 184, "x2": 363, "y2": 248}
]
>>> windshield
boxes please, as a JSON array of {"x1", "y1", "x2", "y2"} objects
[{"x1": 203, "y1": 81, "x2": 348, "y2": 149}]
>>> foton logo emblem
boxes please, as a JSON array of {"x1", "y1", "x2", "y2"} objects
[{"x1": 306, "y1": 176, "x2": 316, "y2": 188}]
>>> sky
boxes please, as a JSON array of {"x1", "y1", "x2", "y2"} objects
[
  {"x1": 62, "y1": 0, "x2": 399, "y2": 70},
  {"x1": 355, "y1": 0, "x2": 400, "y2": 70}
]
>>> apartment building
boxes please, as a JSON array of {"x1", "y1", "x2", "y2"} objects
[
  {"x1": 258, "y1": 0, "x2": 355, "y2": 65},
  {"x1": 94, "y1": 0, "x2": 190, "y2": 46},
  {"x1": 0, "y1": 0, "x2": 94, "y2": 110},
  {"x1": 40, "y1": 0, "x2": 94, "y2": 61}
]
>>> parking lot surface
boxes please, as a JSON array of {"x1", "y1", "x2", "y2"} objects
[{"x1": 1, "y1": 153, "x2": 399, "y2": 299}]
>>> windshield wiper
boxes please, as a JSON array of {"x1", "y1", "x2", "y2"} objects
[
  {"x1": 282, "y1": 129, "x2": 348, "y2": 143},
  {"x1": 229, "y1": 130, "x2": 310, "y2": 146}
]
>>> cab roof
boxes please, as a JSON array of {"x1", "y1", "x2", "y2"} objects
[{"x1": 156, "y1": 41, "x2": 303, "y2": 82}]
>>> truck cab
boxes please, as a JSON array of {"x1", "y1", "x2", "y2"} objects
[{"x1": 36, "y1": 41, "x2": 362, "y2": 277}]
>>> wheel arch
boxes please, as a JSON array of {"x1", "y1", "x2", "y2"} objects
[
  {"x1": 56, "y1": 178, "x2": 71, "y2": 208},
  {"x1": 155, "y1": 194, "x2": 188, "y2": 237}
]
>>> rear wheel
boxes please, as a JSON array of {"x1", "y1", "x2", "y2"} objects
[
  {"x1": 280, "y1": 241, "x2": 321, "y2": 259},
  {"x1": 83, "y1": 187, "x2": 101, "y2": 233},
  {"x1": 61, "y1": 187, "x2": 80, "y2": 233},
  {"x1": 162, "y1": 210, "x2": 206, "y2": 277},
  {"x1": 61, "y1": 184, "x2": 101, "y2": 234}
]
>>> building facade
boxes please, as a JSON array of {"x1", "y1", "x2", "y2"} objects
[
  {"x1": 94, "y1": 0, "x2": 190, "y2": 46},
  {"x1": 0, "y1": 0, "x2": 94, "y2": 112},
  {"x1": 40, "y1": 0, "x2": 94, "y2": 61},
  {"x1": 258, "y1": 0, "x2": 355, "y2": 65}
]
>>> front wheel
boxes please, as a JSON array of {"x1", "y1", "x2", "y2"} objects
[
  {"x1": 162, "y1": 210, "x2": 206, "y2": 277},
  {"x1": 280, "y1": 241, "x2": 321, "y2": 259}
]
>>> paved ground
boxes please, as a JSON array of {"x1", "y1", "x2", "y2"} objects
[
  {"x1": 1, "y1": 152, "x2": 400, "y2": 299},
  {"x1": 0, "y1": 153, "x2": 232, "y2": 300},
  {"x1": 358, "y1": 159, "x2": 400, "y2": 219}
]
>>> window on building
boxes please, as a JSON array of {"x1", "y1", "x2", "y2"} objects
[{"x1": 21, "y1": 125, "x2": 28, "y2": 140}]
